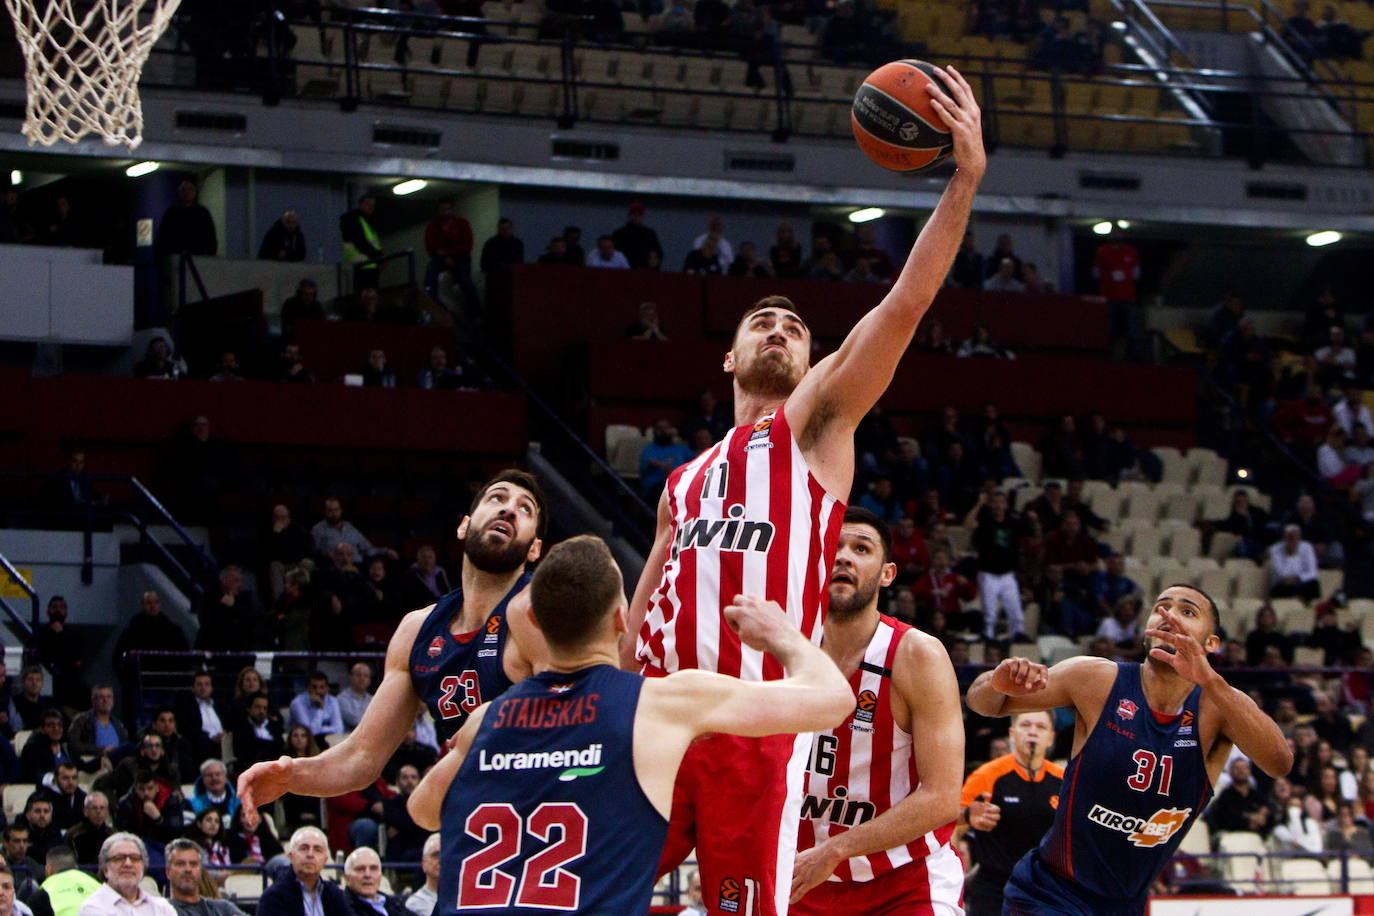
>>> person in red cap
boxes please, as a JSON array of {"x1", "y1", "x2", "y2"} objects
[{"x1": 613, "y1": 201, "x2": 664, "y2": 270}]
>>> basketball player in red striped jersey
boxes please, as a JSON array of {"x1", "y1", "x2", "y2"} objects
[
  {"x1": 622, "y1": 66, "x2": 983, "y2": 916},
  {"x1": 791, "y1": 507, "x2": 965, "y2": 916}
]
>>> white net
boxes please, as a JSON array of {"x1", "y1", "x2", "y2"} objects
[{"x1": 4, "y1": 0, "x2": 182, "y2": 149}]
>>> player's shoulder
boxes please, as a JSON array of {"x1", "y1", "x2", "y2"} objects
[
  {"x1": 894, "y1": 624, "x2": 955, "y2": 670},
  {"x1": 386, "y1": 605, "x2": 437, "y2": 665},
  {"x1": 1049, "y1": 654, "x2": 1118, "y2": 678}
]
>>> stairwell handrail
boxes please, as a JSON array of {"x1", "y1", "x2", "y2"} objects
[{"x1": 0, "y1": 551, "x2": 37, "y2": 640}]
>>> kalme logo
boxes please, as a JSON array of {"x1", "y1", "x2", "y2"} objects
[
  {"x1": 426, "y1": 637, "x2": 444, "y2": 658},
  {"x1": 1116, "y1": 698, "x2": 1138, "y2": 721}
]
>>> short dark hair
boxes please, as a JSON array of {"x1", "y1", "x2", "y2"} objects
[
  {"x1": 39, "y1": 709, "x2": 62, "y2": 726},
  {"x1": 24, "y1": 793, "x2": 49, "y2": 813},
  {"x1": 735, "y1": 296, "x2": 810, "y2": 343},
  {"x1": 529, "y1": 535, "x2": 622, "y2": 651},
  {"x1": 134, "y1": 770, "x2": 157, "y2": 786},
  {"x1": 46, "y1": 596, "x2": 65, "y2": 607},
  {"x1": 55, "y1": 762, "x2": 77, "y2": 774},
  {"x1": 20, "y1": 665, "x2": 41, "y2": 679},
  {"x1": 5, "y1": 824, "x2": 29, "y2": 840},
  {"x1": 44, "y1": 846, "x2": 76, "y2": 870},
  {"x1": 1161, "y1": 583, "x2": 1220, "y2": 635},
  {"x1": 308, "y1": 671, "x2": 329, "y2": 684},
  {"x1": 468, "y1": 469, "x2": 549, "y2": 539},
  {"x1": 842, "y1": 507, "x2": 892, "y2": 562}
]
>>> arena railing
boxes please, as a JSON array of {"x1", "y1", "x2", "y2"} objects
[{"x1": 0, "y1": 549, "x2": 38, "y2": 639}]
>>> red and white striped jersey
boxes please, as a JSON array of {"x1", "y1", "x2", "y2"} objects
[
  {"x1": 797, "y1": 615, "x2": 958, "y2": 882},
  {"x1": 636, "y1": 406, "x2": 845, "y2": 680}
]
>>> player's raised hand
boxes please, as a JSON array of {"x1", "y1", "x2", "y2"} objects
[
  {"x1": 989, "y1": 657, "x2": 1049, "y2": 697},
  {"x1": 236, "y1": 756, "x2": 295, "y2": 827},
  {"x1": 724, "y1": 594, "x2": 798, "y2": 654},
  {"x1": 968, "y1": 791, "x2": 1001, "y2": 831},
  {"x1": 1145, "y1": 606, "x2": 1220, "y2": 687},
  {"x1": 926, "y1": 65, "x2": 985, "y2": 180}
]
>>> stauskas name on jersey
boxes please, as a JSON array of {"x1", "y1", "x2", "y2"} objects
[
  {"x1": 477, "y1": 743, "x2": 603, "y2": 773},
  {"x1": 1087, "y1": 803, "x2": 1192, "y2": 848},
  {"x1": 490, "y1": 694, "x2": 600, "y2": 730},
  {"x1": 672, "y1": 505, "x2": 776, "y2": 558}
]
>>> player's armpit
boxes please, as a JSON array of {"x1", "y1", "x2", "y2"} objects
[
  {"x1": 622, "y1": 489, "x2": 673, "y2": 672},
  {"x1": 409, "y1": 704, "x2": 489, "y2": 831}
]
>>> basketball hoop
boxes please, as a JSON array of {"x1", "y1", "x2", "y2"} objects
[{"x1": 4, "y1": 0, "x2": 182, "y2": 150}]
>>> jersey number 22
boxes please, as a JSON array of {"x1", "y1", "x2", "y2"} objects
[{"x1": 458, "y1": 802, "x2": 588, "y2": 910}]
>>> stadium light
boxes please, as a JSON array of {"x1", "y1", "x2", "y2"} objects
[
  {"x1": 125, "y1": 161, "x2": 160, "y2": 178},
  {"x1": 848, "y1": 207, "x2": 884, "y2": 223},
  {"x1": 9, "y1": 170, "x2": 21, "y2": 186},
  {"x1": 393, "y1": 179, "x2": 427, "y2": 196},
  {"x1": 1092, "y1": 221, "x2": 1113, "y2": 235},
  {"x1": 1116, "y1": 219, "x2": 1131, "y2": 229},
  {"x1": 1236, "y1": 468, "x2": 1251, "y2": 480},
  {"x1": 1305, "y1": 230, "x2": 1341, "y2": 247}
]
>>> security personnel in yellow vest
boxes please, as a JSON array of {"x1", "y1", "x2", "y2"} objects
[
  {"x1": 340, "y1": 193, "x2": 383, "y2": 290},
  {"x1": 28, "y1": 845, "x2": 101, "y2": 916}
]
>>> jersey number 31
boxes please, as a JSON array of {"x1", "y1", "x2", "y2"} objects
[
  {"x1": 458, "y1": 802, "x2": 588, "y2": 910},
  {"x1": 1126, "y1": 751, "x2": 1174, "y2": 795}
]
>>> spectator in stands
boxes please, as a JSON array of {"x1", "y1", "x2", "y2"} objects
[
  {"x1": 857, "y1": 477, "x2": 903, "y2": 523},
  {"x1": 405, "y1": 833, "x2": 441, "y2": 916},
  {"x1": 1023, "y1": 481, "x2": 1067, "y2": 534},
  {"x1": 1286, "y1": 493, "x2": 1344, "y2": 568},
  {"x1": 731, "y1": 242, "x2": 776, "y2": 279},
  {"x1": 39, "y1": 194, "x2": 80, "y2": 247},
  {"x1": 1274, "y1": 383, "x2": 1335, "y2": 455},
  {"x1": 1042, "y1": 510, "x2": 1100, "y2": 636},
  {"x1": 381, "y1": 765, "x2": 427, "y2": 864},
  {"x1": 165, "y1": 838, "x2": 245, "y2": 916},
  {"x1": 1309, "y1": 606, "x2": 1362, "y2": 668},
  {"x1": 258, "y1": 211, "x2": 306, "y2": 262},
  {"x1": 415, "y1": 345, "x2": 483, "y2": 391},
  {"x1": 271, "y1": 566, "x2": 314, "y2": 653},
  {"x1": 133, "y1": 337, "x2": 188, "y2": 381},
  {"x1": 611, "y1": 202, "x2": 663, "y2": 270},
  {"x1": 1206, "y1": 292, "x2": 1245, "y2": 349},
  {"x1": 356, "y1": 349, "x2": 394, "y2": 389},
  {"x1": 263, "y1": 506, "x2": 313, "y2": 602},
  {"x1": 3, "y1": 826, "x2": 41, "y2": 897},
  {"x1": 342, "y1": 847, "x2": 406, "y2": 916},
  {"x1": 1336, "y1": 379, "x2": 1374, "y2": 440},
  {"x1": 206, "y1": 351, "x2": 245, "y2": 383},
  {"x1": 683, "y1": 237, "x2": 724, "y2": 275},
  {"x1": 1270, "y1": 524, "x2": 1321, "y2": 601},
  {"x1": 1324, "y1": 801, "x2": 1373, "y2": 856},
  {"x1": 770, "y1": 223, "x2": 804, "y2": 278},
  {"x1": 186, "y1": 760, "x2": 238, "y2": 826},
  {"x1": 1318, "y1": 426, "x2": 1362, "y2": 488},
  {"x1": 1090, "y1": 554, "x2": 1138, "y2": 618},
  {"x1": 397, "y1": 546, "x2": 451, "y2": 613},
  {"x1": 174, "y1": 673, "x2": 227, "y2": 769},
  {"x1": 479, "y1": 217, "x2": 524, "y2": 281},
  {"x1": 557, "y1": 226, "x2": 584, "y2": 265},
  {"x1": 35, "y1": 596, "x2": 87, "y2": 711},
  {"x1": 180, "y1": 810, "x2": 235, "y2": 868},
  {"x1": 96, "y1": 728, "x2": 180, "y2": 803},
  {"x1": 289, "y1": 672, "x2": 343, "y2": 740},
  {"x1": 1206, "y1": 757, "x2": 1271, "y2": 835},
  {"x1": 362, "y1": 558, "x2": 402, "y2": 623},
  {"x1": 18, "y1": 711, "x2": 68, "y2": 785},
  {"x1": 982, "y1": 257, "x2": 1025, "y2": 293},
  {"x1": 340, "y1": 194, "x2": 383, "y2": 291},
  {"x1": 313, "y1": 546, "x2": 370, "y2": 650},
  {"x1": 280, "y1": 279, "x2": 325, "y2": 343},
  {"x1": 68, "y1": 683, "x2": 126, "y2": 769},
  {"x1": 1096, "y1": 595, "x2": 1144, "y2": 660},
  {"x1": 681, "y1": 390, "x2": 730, "y2": 443},
  {"x1": 173, "y1": 415, "x2": 236, "y2": 523},
  {"x1": 1315, "y1": 326, "x2": 1358, "y2": 388},
  {"x1": 1311, "y1": 691, "x2": 1354, "y2": 755},
  {"x1": 1092, "y1": 231, "x2": 1141, "y2": 361},
  {"x1": 889, "y1": 516, "x2": 929, "y2": 584},
  {"x1": 1212, "y1": 489, "x2": 1272, "y2": 560},
  {"x1": 851, "y1": 224, "x2": 893, "y2": 278},
  {"x1": 257, "y1": 827, "x2": 348, "y2": 915},
  {"x1": 422, "y1": 199, "x2": 477, "y2": 311},
  {"x1": 312, "y1": 498, "x2": 390, "y2": 561},
  {"x1": 382, "y1": 720, "x2": 439, "y2": 785},
  {"x1": 21, "y1": 796, "x2": 60, "y2": 864},
  {"x1": 156, "y1": 180, "x2": 217, "y2": 257},
  {"x1": 638, "y1": 419, "x2": 694, "y2": 501},
  {"x1": 624, "y1": 301, "x2": 670, "y2": 341},
  {"x1": 336, "y1": 665, "x2": 373, "y2": 734},
  {"x1": 40, "y1": 448, "x2": 103, "y2": 514},
  {"x1": 229, "y1": 693, "x2": 284, "y2": 773},
  {"x1": 78, "y1": 833, "x2": 174, "y2": 915},
  {"x1": 922, "y1": 406, "x2": 969, "y2": 467},
  {"x1": 1062, "y1": 479, "x2": 1108, "y2": 533},
  {"x1": 12, "y1": 667, "x2": 52, "y2": 735},
  {"x1": 29, "y1": 845, "x2": 98, "y2": 914},
  {"x1": 911, "y1": 547, "x2": 977, "y2": 628},
  {"x1": 43, "y1": 762, "x2": 86, "y2": 832},
  {"x1": 957, "y1": 324, "x2": 1016, "y2": 359},
  {"x1": 966, "y1": 490, "x2": 1026, "y2": 642},
  {"x1": 64, "y1": 794, "x2": 112, "y2": 866},
  {"x1": 196, "y1": 565, "x2": 263, "y2": 653},
  {"x1": 693, "y1": 215, "x2": 734, "y2": 270},
  {"x1": 585, "y1": 234, "x2": 630, "y2": 269},
  {"x1": 114, "y1": 592, "x2": 190, "y2": 683},
  {"x1": 280, "y1": 728, "x2": 324, "y2": 830},
  {"x1": 806, "y1": 246, "x2": 844, "y2": 282},
  {"x1": 1039, "y1": 415, "x2": 1085, "y2": 480},
  {"x1": 1022, "y1": 263, "x2": 1053, "y2": 293},
  {"x1": 949, "y1": 231, "x2": 984, "y2": 288}
]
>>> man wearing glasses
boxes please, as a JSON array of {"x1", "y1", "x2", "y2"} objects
[{"x1": 77, "y1": 833, "x2": 175, "y2": 914}]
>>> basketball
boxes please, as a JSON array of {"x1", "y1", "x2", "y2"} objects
[{"x1": 851, "y1": 60, "x2": 955, "y2": 172}]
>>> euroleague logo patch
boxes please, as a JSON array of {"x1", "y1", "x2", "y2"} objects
[
  {"x1": 1116, "y1": 698, "x2": 1138, "y2": 721},
  {"x1": 426, "y1": 637, "x2": 444, "y2": 658},
  {"x1": 718, "y1": 877, "x2": 741, "y2": 913},
  {"x1": 1088, "y1": 803, "x2": 1192, "y2": 848},
  {"x1": 486, "y1": 615, "x2": 503, "y2": 635},
  {"x1": 854, "y1": 689, "x2": 878, "y2": 724},
  {"x1": 746, "y1": 416, "x2": 775, "y2": 452}
]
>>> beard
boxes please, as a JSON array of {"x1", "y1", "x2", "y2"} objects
[
  {"x1": 735, "y1": 347, "x2": 801, "y2": 398},
  {"x1": 827, "y1": 570, "x2": 882, "y2": 619},
  {"x1": 464, "y1": 525, "x2": 533, "y2": 574}
]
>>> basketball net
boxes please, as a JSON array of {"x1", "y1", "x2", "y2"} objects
[{"x1": 4, "y1": 0, "x2": 182, "y2": 149}]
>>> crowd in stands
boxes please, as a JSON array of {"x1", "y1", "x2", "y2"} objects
[{"x1": 1285, "y1": 0, "x2": 1371, "y2": 60}]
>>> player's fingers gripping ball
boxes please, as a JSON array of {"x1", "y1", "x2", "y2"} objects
[{"x1": 852, "y1": 60, "x2": 954, "y2": 172}]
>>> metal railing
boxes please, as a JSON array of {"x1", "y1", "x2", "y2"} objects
[{"x1": 0, "y1": 550, "x2": 37, "y2": 640}]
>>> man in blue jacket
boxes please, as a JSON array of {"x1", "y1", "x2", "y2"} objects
[{"x1": 255, "y1": 827, "x2": 350, "y2": 916}]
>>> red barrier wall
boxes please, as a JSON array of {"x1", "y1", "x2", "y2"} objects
[{"x1": 293, "y1": 320, "x2": 458, "y2": 385}]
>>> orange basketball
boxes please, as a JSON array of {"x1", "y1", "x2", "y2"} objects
[{"x1": 851, "y1": 60, "x2": 954, "y2": 172}]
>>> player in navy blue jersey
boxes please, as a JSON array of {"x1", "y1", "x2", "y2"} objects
[
  {"x1": 408, "y1": 534, "x2": 854, "y2": 916},
  {"x1": 966, "y1": 584, "x2": 1292, "y2": 916},
  {"x1": 237, "y1": 469, "x2": 551, "y2": 825}
]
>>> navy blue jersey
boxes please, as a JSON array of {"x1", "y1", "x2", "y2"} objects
[
  {"x1": 437, "y1": 664, "x2": 667, "y2": 916},
  {"x1": 1005, "y1": 663, "x2": 1212, "y2": 914},
  {"x1": 409, "y1": 573, "x2": 531, "y2": 743}
]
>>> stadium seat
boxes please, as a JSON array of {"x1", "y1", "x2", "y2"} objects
[
  {"x1": 1023, "y1": 602, "x2": 1041, "y2": 638},
  {"x1": 1128, "y1": 526, "x2": 1162, "y2": 562},
  {"x1": 607, "y1": 426, "x2": 649, "y2": 480},
  {"x1": 1154, "y1": 446, "x2": 1189, "y2": 484},
  {"x1": 1099, "y1": 529, "x2": 1128, "y2": 555},
  {"x1": 1010, "y1": 443, "x2": 1040, "y2": 482},
  {"x1": 1015, "y1": 486, "x2": 1043, "y2": 512},
  {"x1": 1089, "y1": 486, "x2": 1125, "y2": 521},
  {"x1": 1278, "y1": 857, "x2": 1333, "y2": 895},
  {"x1": 1215, "y1": 831, "x2": 1269, "y2": 892},
  {"x1": 1165, "y1": 527, "x2": 1202, "y2": 563},
  {"x1": 1162, "y1": 489, "x2": 1199, "y2": 522},
  {"x1": 1177, "y1": 818, "x2": 1211, "y2": 856},
  {"x1": 1197, "y1": 486, "x2": 1231, "y2": 521},
  {"x1": 11, "y1": 730, "x2": 30, "y2": 756},
  {"x1": 1317, "y1": 568, "x2": 1344, "y2": 600},
  {"x1": 1207, "y1": 530, "x2": 1239, "y2": 561},
  {"x1": 1293, "y1": 646, "x2": 1324, "y2": 666},
  {"x1": 1225, "y1": 598, "x2": 1264, "y2": 637},
  {"x1": 1188, "y1": 449, "x2": 1228, "y2": 487},
  {"x1": 224, "y1": 872, "x2": 265, "y2": 900},
  {"x1": 1328, "y1": 856, "x2": 1374, "y2": 893},
  {"x1": 947, "y1": 526, "x2": 972, "y2": 553},
  {"x1": 140, "y1": 877, "x2": 160, "y2": 897},
  {"x1": 1197, "y1": 568, "x2": 1233, "y2": 603},
  {"x1": 1010, "y1": 640, "x2": 1039, "y2": 662},
  {"x1": 1231, "y1": 564, "x2": 1268, "y2": 602},
  {"x1": 2, "y1": 785, "x2": 33, "y2": 821},
  {"x1": 1182, "y1": 556, "x2": 1218, "y2": 575}
]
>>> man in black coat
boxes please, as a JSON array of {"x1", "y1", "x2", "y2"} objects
[
  {"x1": 230, "y1": 693, "x2": 284, "y2": 773},
  {"x1": 156, "y1": 179, "x2": 217, "y2": 256},
  {"x1": 611, "y1": 202, "x2": 664, "y2": 270},
  {"x1": 342, "y1": 847, "x2": 408, "y2": 916},
  {"x1": 258, "y1": 210, "x2": 307, "y2": 262},
  {"x1": 173, "y1": 672, "x2": 229, "y2": 768},
  {"x1": 256, "y1": 827, "x2": 351, "y2": 916}
]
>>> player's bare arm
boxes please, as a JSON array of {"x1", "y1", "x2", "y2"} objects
[
  {"x1": 784, "y1": 67, "x2": 985, "y2": 483},
  {"x1": 1145, "y1": 604, "x2": 1292, "y2": 779},
  {"x1": 634, "y1": 594, "x2": 852, "y2": 817},
  {"x1": 237, "y1": 607, "x2": 426, "y2": 820},
  {"x1": 790, "y1": 628, "x2": 964, "y2": 902},
  {"x1": 504, "y1": 589, "x2": 549, "y2": 680},
  {"x1": 407, "y1": 703, "x2": 490, "y2": 831},
  {"x1": 623, "y1": 488, "x2": 672, "y2": 671},
  {"x1": 966, "y1": 654, "x2": 1116, "y2": 753}
]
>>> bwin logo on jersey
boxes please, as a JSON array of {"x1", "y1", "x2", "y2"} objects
[
  {"x1": 673, "y1": 504, "x2": 776, "y2": 558},
  {"x1": 801, "y1": 786, "x2": 877, "y2": 827}
]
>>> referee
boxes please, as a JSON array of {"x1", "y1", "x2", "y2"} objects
[{"x1": 957, "y1": 709, "x2": 1063, "y2": 915}]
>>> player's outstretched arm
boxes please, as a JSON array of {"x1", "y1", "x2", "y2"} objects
[
  {"x1": 1145, "y1": 606, "x2": 1293, "y2": 778},
  {"x1": 621, "y1": 489, "x2": 672, "y2": 672},
  {"x1": 408, "y1": 704, "x2": 489, "y2": 831},
  {"x1": 791, "y1": 629, "x2": 964, "y2": 902},
  {"x1": 237, "y1": 609, "x2": 425, "y2": 821},
  {"x1": 966, "y1": 654, "x2": 1112, "y2": 718},
  {"x1": 792, "y1": 67, "x2": 986, "y2": 433}
]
